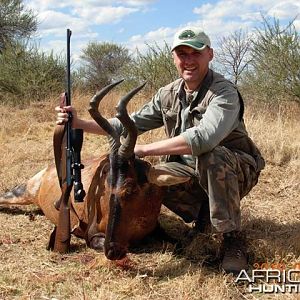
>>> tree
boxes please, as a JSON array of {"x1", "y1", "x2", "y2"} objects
[
  {"x1": 79, "y1": 42, "x2": 131, "y2": 91},
  {"x1": 122, "y1": 42, "x2": 178, "y2": 94},
  {"x1": 214, "y1": 29, "x2": 252, "y2": 85},
  {"x1": 0, "y1": 0, "x2": 37, "y2": 51},
  {"x1": 0, "y1": 0, "x2": 64, "y2": 105},
  {"x1": 245, "y1": 16, "x2": 300, "y2": 103}
]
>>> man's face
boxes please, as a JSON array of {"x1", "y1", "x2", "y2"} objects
[{"x1": 173, "y1": 45, "x2": 213, "y2": 90}]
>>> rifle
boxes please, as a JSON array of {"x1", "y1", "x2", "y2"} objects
[{"x1": 53, "y1": 29, "x2": 86, "y2": 253}]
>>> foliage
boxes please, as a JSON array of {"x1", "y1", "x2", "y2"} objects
[
  {"x1": 0, "y1": 0, "x2": 37, "y2": 52},
  {"x1": 121, "y1": 42, "x2": 178, "y2": 94},
  {"x1": 241, "y1": 16, "x2": 300, "y2": 103},
  {"x1": 1, "y1": 3, "x2": 299, "y2": 107},
  {"x1": 0, "y1": 42, "x2": 65, "y2": 105},
  {"x1": 214, "y1": 29, "x2": 252, "y2": 85},
  {"x1": 0, "y1": 0, "x2": 63, "y2": 105},
  {"x1": 78, "y1": 42, "x2": 131, "y2": 91},
  {"x1": 77, "y1": 41, "x2": 178, "y2": 95}
]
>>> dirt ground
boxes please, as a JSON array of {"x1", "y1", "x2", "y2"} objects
[{"x1": 0, "y1": 98, "x2": 299, "y2": 299}]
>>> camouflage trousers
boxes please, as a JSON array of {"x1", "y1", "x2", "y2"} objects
[{"x1": 150, "y1": 146, "x2": 260, "y2": 233}]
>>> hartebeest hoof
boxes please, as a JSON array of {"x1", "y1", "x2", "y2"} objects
[
  {"x1": 47, "y1": 227, "x2": 57, "y2": 251},
  {"x1": 89, "y1": 233, "x2": 105, "y2": 251}
]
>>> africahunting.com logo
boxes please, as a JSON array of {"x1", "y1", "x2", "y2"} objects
[{"x1": 235, "y1": 262, "x2": 300, "y2": 293}]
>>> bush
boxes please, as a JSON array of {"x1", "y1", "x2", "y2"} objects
[
  {"x1": 241, "y1": 16, "x2": 300, "y2": 104},
  {"x1": 0, "y1": 42, "x2": 65, "y2": 105},
  {"x1": 121, "y1": 42, "x2": 178, "y2": 95}
]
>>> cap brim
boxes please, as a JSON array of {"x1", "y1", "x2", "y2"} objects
[{"x1": 172, "y1": 41, "x2": 207, "y2": 51}]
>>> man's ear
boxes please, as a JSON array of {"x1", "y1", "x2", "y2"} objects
[
  {"x1": 208, "y1": 48, "x2": 214, "y2": 61},
  {"x1": 172, "y1": 51, "x2": 176, "y2": 63}
]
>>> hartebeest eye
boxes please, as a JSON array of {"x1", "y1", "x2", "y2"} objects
[
  {"x1": 120, "y1": 179, "x2": 138, "y2": 197},
  {"x1": 125, "y1": 185, "x2": 134, "y2": 195}
]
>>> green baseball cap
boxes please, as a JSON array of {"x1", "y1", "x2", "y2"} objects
[{"x1": 172, "y1": 26, "x2": 211, "y2": 51}]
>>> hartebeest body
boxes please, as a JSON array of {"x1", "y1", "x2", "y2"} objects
[{"x1": 0, "y1": 82, "x2": 172, "y2": 260}]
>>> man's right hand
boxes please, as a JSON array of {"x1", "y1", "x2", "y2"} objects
[
  {"x1": 54, "y1": 93, "x2": 108, "y2": 135},
  {"x1": 55, "y1": 105, "x2": 77, "y2": 125},
  {"x1": 55, "y1": 93, "x2": 78, "y2": 126}
]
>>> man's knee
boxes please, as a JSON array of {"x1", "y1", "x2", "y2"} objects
[
  {"x1": 162, "y1": 179, "x2": 208, "y2": 223},
  {"x1": 198, "y1": 146, "x2": 237, "y2": 170}
]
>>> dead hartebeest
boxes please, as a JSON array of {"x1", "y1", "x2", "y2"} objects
[{"x1": 0, "y1": 81, "x2": 188, "y2": 260}]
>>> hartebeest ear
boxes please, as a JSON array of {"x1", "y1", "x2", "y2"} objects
[{"x1": 146, "y1": 166, "x2": 191, "y2": 186}]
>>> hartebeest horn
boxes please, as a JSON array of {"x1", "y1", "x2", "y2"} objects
[
  {"x1": 116, "y1": 82, "x2": 146, "y2": 158},
  {"x1": 88, "y1": 79, "x2": 124, "y2": 152}
]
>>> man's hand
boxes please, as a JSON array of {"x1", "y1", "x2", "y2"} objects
[
  {"x1": 55, "y1": 93, "x2": 79, "y2": 126},
  {"x1": 134, "y1": 144, "x2": 147, "y2": 158},
  {"x1": 55, "y1": 105, "x2": 78, "y2": 126}
]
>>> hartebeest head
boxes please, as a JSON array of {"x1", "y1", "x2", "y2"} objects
[{"x1": 88, "y1": 81, "x2": 163, "y2": 260}]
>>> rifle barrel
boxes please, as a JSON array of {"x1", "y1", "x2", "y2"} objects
[{"x1": 66, "y1": 29, "x2": 72, "y2": 107}]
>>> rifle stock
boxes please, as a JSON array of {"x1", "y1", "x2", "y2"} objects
[{"x1": 53, "y1": 184, "x2": 72, "y2": 253}]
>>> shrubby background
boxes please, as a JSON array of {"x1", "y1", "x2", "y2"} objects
[{"x1": 1, "y1": 0, "x2": 299, "y2": 106}]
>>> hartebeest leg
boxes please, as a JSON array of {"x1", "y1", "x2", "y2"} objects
[
  {"x1": 85, "y1": 159, "x2": 109, "y2": 251},
  {"x1": 47, "y1": 227, "x2": 57, "y2": 250}
]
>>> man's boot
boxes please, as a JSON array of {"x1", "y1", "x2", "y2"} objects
[{"x1": 221, "y1": 231, "x2": 248, "y2": 274}]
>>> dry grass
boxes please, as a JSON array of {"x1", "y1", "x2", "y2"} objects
[{"x1": 0, "y1": 92, "x2": 299, "y2": 300}]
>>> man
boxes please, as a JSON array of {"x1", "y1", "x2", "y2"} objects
[{"x1": 56, "y1": 26, "x2": 265, "y2": 274}]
